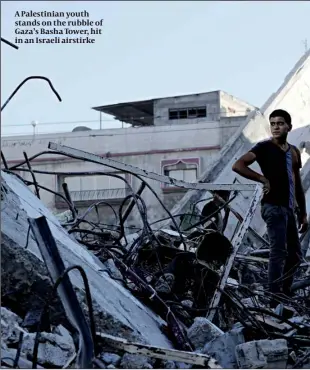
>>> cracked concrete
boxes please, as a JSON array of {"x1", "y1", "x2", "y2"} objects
[{"x1": 1, "y1": 171, "x2": 172, "y2": 349}]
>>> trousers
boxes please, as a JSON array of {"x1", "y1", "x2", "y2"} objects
[{"x1": 261, "y1": 203, "x2": 302, "y2": 300}]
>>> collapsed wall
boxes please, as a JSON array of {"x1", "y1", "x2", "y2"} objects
[{"x1": 1, "y1": 170, "x2": 172, "y2": 349}]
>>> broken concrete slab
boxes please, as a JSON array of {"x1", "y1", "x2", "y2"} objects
[
  {"x1": 202, "y1": 327, "x2": 245, "y2": 369},
  {"x1": 21, "y1": 332, "x2": 75, "y2": 368},
  {"x1": 53, "y1": 325, "x2": 75, "y2": 346},
  {"x1": 187, "y1": 317, "x2": 223, "y2": 350},
  {"x1": 1, "y1": 348, "x2": 43, "y2": 369},
  {"x1": 120, "y1": 353, "x2": 153, "y2": 369},
  {"x1": 1, "y1": 307, "x2": 24, "y2": 347},
  {"x1": 1, "y1": 171, "x2": 172, "y2": 349},
  {"x1": 235, "y1": 339, "x2": 288, "y2": 369}
]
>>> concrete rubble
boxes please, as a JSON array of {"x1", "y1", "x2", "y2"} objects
[
  {"x1": 20, "y1": 332, "x2": 75, "y2": 368},
  {"x1": 235, "y1": 339, "x2": 288, "y2": 369},
  {"x1": 187, "y1": 317, "x2": 224, "y2": 350},
  {"x1": 202, "y1": 326, "x2": 246, "y2": 369},
  {"x1": 1, "y1": 153, "x2": 310, "y2": 369},
  {"x1": 1, "y1": 47, "x2": 310, "y2": 370}
]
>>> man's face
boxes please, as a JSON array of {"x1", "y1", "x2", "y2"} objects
[{"x1": 270, "y1": 116, "x2": 290, "y2": 139}]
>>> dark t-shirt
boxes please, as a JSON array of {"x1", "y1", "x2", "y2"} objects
[{"x1": 249, "y1": 139, "x2": 302, "y2": 208}]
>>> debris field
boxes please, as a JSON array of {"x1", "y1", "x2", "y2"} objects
[{"x1": 1, "y1": 142, "x2": 310, "y2": 369}]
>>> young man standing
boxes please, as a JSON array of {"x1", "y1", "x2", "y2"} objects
[{"x1": 232, "y1": 109, "x2": 308, "y2": 305}]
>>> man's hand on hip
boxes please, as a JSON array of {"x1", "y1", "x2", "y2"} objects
[{"x1": 299, "y1": 214, "x2": 309, "y2": 233}]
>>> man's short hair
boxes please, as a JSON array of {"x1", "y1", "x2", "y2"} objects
[{"x1": 269, "y1": 109, "x2": 292, "y2": 128}]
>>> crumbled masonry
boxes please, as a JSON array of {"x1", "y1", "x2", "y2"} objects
[{"x1": 1, "y1": 145, "x2": 310, "y2": 369}]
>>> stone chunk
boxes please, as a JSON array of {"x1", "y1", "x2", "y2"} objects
[
  {"x1": 21, "y1": 332, "x2": 75, "y2": 368},
  {"x1": 53, "y1": 325, "x2": 74, "y2": 346},
  {"x1": 161, "y1": 360, "x2": 176, "y2": 369},
  {"x1": 1, "y1": 348, "x2": 44, "y2": 369},
  {"x1": 187, "y1": 317, "x2": 223, "y2": 350},
  {"x1": 120, "y1": 354, "x2": 153, "y2": 369},
  {"x1": 101, "y1": 352, "x2": 121, "y2": 366},
  {"x1": 202, "y1": 327, "x2": 245, "y2": 368},
  {"x1": 235, "y1": 339, "x2": 288, "y2": 369},
  {"x1": 1, "y1": 307, "x2": 24, "y2": 346}
]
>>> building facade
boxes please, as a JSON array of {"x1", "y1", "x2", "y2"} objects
[{"x1": 2, "y1": 90, "x2": 254, "y2": 226}]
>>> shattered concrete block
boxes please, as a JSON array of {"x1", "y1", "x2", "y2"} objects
[
  {"x1": 202, "y1": 327, "x2": 245, "y2": 369},
  {"x1": 1, "y1": 172, "x2": 172, "y2": 348},
  {"x1": 1, "y1": 307, "x2": 25, "y2": 346},
  {"x1": 120, "y1": 354, "x2": 153, "y2": 369},
  {"x1": 1, "y1": 348, "x2": 43, "y2": 369},
  {"x1": 161, "y1": 360, "x2": 176, "y2": 369},
  {"x1": 1, "y1": 307, "x2": 23, "y2": 326},
  {"x1": 107, "y1": 365, "x2": 116, "y2": 369},
  {"x1": 21, "y1": 332, "x2": 75, "y2": 368},
  {"x1": 53, "y1": 325, "x2": 74, "y2": 346},
  {"x1": 101, "y1": 352, "x2": 121, "y2": 366},
  {"x1": 187, "y1": 317, "x2": 224, "y2": 350},
  {"x1": 235, "y1": 339, "x2": 288, "y2": 369}
]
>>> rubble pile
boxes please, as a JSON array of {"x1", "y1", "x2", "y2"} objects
[{"x1": 1, "y1": 145, "x2": 310, "y2": 369}]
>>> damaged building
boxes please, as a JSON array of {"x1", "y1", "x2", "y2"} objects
[
  {"x1": 1, "y1": 41, "x2": 310, "y2": 369},
  {"x1": 2, "y1": 90, "x2": 255, "y2": 227}
]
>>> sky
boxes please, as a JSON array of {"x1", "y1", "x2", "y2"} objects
[{"x1": 1, "y1": 1, "x2": 310, "y2": 136}]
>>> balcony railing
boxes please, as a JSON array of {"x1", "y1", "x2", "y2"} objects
[{"x1": 55, "y1": 188, "x2": 127, "y2": 207}]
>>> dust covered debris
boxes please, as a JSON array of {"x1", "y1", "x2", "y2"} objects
[{"x1": 1, "y1": 144, "x2": 310, "y2": 368}]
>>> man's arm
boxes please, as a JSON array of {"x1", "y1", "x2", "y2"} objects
[
  {"x1": 232, "y1": 152, "x2": 266, "y2": 184},
  {"x1": 295, "y1": 170, "x2": 308, "y2": 232},
  {"x1": 293, "y1": 147, "x2": 308, "y2": 232},
  {"x1": 295, "y1": 170, "x2": 306, "y2": 217}
]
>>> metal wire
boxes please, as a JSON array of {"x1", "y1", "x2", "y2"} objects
[
  {"x1": 293, "y1": 350, "x2": 310, "y2": 368},
  {"x1": 1, "y1": 76, "x2": 62, "y2": 112},
  {"x1": 2, "y1": 148, "x2": 309, "y2": 365},
  {"x1": 1, "y1": 357, "x2": 19, "y2": 369},
  {"x1": 1, "y1": 37, "x2": 19, "y2": 49},
  {"x1": 32, "y1": 265, "x2": 96, "y2": 369},
  {"x1": 13, "y1": 332, "x2": 24, "y2": 368}
]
